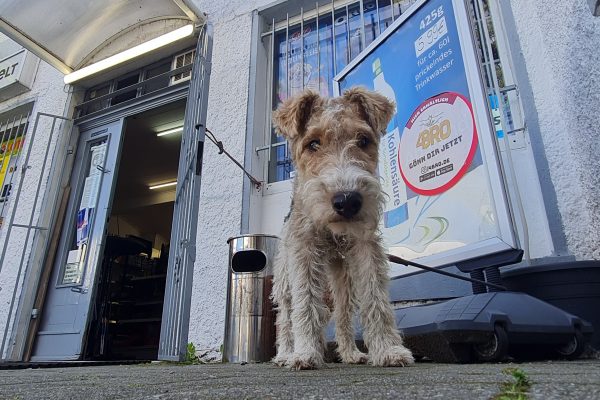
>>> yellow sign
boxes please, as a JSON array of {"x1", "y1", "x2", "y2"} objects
[{"x1": 0, "y1": 136, "x2": 24, "y2": 200}]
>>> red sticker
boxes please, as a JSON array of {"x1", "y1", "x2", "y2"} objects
[{"x1": 398, "y1": 92, "x2": 478, "y2": 196}]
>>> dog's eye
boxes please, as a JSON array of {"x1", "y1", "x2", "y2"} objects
[
  {"x1": 307, "y1": 139, "x2": 320, "y2": 152},
  {"x1": 357, "y1": 135, "x2": 370, "y2": 148}
]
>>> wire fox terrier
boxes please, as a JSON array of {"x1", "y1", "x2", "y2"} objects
[{"x1": 271, "y1": 87, "x2": 414, "y2": 370}]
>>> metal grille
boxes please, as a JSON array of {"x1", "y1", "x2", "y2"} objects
[
  {"x1": 258, "y1": 0, "x2": 418, "y2": 183},
  {"x1": 171, "y1": 49, "x2": 196, "y2": 84},
  {"x1": 256, "y1": 0, "x2": 527, "y2": 187},
  {"x1": 158, "y1": 24, "x2": 212, "y2": 361},
  {"x1": 0, "y1": 111, "x2": 73, "y2": 360},
  {"x1": 470, "y1": 0, "x2": 530, "y2": 260},
  {"x1": 469, "y1": 0, "x2": 525, "y2": 137}
]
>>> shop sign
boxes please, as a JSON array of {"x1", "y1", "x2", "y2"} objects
[
  {"x1": 0, "y1": 50, "x2": 25, "y2": 90},
  {"x1": 0, "y1": 136, "x2": 24, "y2": 204},
  {"x1": 0, "y1": 49, "x2": 37, "y2": 100}
]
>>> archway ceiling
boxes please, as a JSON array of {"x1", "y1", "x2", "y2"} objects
[{"x1": 0, "y1": 0, "x2": 203, "y2": 74}]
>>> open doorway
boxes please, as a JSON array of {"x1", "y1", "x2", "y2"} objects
[{"x1": 84, "y1": 99, "x2": 186, "y2": 360}]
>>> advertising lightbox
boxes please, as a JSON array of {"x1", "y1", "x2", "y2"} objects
[{"x1": 334, "y1": 0, "x2": 518, "y2": 275}]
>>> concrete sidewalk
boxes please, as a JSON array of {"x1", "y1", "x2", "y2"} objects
[{"x1": 0, "y1": 360, "x2": 599, "y2": 400}]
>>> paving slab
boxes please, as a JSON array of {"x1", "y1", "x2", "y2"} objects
[{"x1": 0, "y1": 360, "x2": 599, "y2": 400}]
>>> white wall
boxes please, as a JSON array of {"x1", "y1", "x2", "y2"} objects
[
  {"x1": 508, "y1": 0, "x2": 600, "y2": 260},
  {"x1": 185, "y1": 0, "x2": 280, "y2": 357},
  {"x1": 186, "y1": 2, "x2": 262, "y2": 356}
]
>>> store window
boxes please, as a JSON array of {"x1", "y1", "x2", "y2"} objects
[
  {"x1": 259, "y1": 0, "x2": 418, "y2": 183},
  {"x1": 469, "y1": 0, "x2": 525, "y2": 143},
  {"x1": 58, "y1": 139, "x2": 107, "y2": 286},
  {"x1": 258, "y1": 0, "x2": 524, "y2": 185},
  {"x1": 0, "y1": 103, "x2": 32, "y2": 227}
]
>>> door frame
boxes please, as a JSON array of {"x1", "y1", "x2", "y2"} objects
[
  {"x1": 23, "y1": 85, "x2": 191, "y2": 361},
  {"x1": 158, "y1": 23, "x2": 213, "y2": 362}
]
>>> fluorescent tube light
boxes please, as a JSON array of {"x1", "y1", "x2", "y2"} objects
[
  {"x1": 157, "y1": 127, "x2": 184, "y2": 137},
  {"x1": 149, "y1": 181, "x2": 177, "y2": 190},
  {"x1": 64, "y1": 24, "x2": 195, "y2": 84}
]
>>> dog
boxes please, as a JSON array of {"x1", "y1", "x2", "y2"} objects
[{"x1": 270, "y1": 87, "x2": 414, "y2": 370}]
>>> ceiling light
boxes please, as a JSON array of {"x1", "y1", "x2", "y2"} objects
[
  {"x1": 149, "y1": 181, "x2": 177, "y2": 190},
  {"x1": 157, "y1": 127, "x2": 184, "y2": 137},
  {"x1": 64, "y1": 24, "x2": 195, "y2": 84}
]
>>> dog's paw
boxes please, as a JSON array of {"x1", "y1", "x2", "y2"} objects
[
  {"x1": 272, "y1": 353, "x2": 292, "y2": 367},
  {"x1": 339, "y1": 349, "x2": 369, "y2": 364},
  {"x1": 289, "y1": 352, "x2": 324, "y2": 370},
  {"x1": 370, "y1": 345, "x2": 414, "y2": 367}
]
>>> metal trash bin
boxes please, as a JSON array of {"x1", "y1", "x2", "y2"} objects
[{"x1": 223, "y1": 234, "x2": 280, "y2": 363}]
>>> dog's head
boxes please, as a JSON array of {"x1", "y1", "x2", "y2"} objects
[{"x1": 273, "y1": 87, "x2": 394, "y2": 238}]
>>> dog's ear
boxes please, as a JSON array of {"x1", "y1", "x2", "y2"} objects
[
  {"x1": 343, "y1": 87, "x2": 395, "y2": 135},
  {"x1": 273, "y1": 90, "x2": 322, "y2": 140}
]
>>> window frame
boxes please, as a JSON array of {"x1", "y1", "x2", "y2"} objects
[
  {"x1": 76, "y1": 49, "x2": 196, "y2": 119},
  {"x1": 254, "y1": 0, "x2": 418, "y2": 189}
]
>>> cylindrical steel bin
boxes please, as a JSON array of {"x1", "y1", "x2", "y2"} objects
[{"x1": 222, "y1": 234, "x2": 280, "y2": 363}]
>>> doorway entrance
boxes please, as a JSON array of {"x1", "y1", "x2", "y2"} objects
[
  {"x1": 84, "y1": 99, "x2": 186, "y2": 360},
  {"x1": 14, "y1": 24, "x2": 211, "y2": 363},
  {"x1": 27, "y1": 24, "x2": 212, "y2": 361},
  {"x1": 30, "y1": 99, "x2": 187, "y2": 361}
]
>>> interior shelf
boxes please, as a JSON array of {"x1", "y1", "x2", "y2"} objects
[{"x1": 90, "y1": 243, "x2": 168, "y2": 360}]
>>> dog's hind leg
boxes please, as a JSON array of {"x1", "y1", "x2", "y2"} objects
[
  {"x1": 328, "y1": 259, "x2": 368, "y2": 364},
  {"x1": 271, "y1": 244, "x2": 294, "y2": 367},
  {"x1": 349, "y1": 238, "x2": 414, "y2": 367}
]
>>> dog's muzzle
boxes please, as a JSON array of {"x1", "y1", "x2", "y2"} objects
[{"x1": 332, "y1": 191, "x2": 363, "y2": 219}]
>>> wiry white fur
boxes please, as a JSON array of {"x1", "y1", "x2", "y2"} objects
[{"x1": 271, "y1": 150, "x2": 414, "y2": 370}]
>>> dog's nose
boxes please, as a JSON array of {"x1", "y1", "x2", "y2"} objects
[{"x1": 332, "y1": 191, "x2": 363, "y2": 218}]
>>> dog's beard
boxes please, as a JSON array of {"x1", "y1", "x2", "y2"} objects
[{"x1": 296, "y1": 164, "x2": 384, "y2": 239}]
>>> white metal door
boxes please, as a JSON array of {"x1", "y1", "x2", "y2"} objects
[
  {"x1": 31, "y1": 119, "x2": 124, "y2": 361},
  {"x1": 158, "y1": 24, "x2": 212, "y2": 361}
]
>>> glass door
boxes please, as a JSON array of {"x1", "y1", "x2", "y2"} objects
[{"x1": 31, "y1": 119, "x2": 124, "y2": 361}]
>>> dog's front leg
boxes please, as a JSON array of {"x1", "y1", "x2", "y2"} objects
[
  {"x1": 271, "y1": 243, "x2": 294, "y2": 367},
  {"x1": 288, "y1": 243, "x2": 330, "y2": 370},
  {"x1": 328, "y1": 259, "x2": 368, "y2": 364},
  {"x1": 349, "y1": 239, "x2": 414, "y2": 367}
]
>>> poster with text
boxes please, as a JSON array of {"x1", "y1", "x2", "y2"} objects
[{"x1": 336, "y1": 0, "x2": 516, "y2": 273}]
